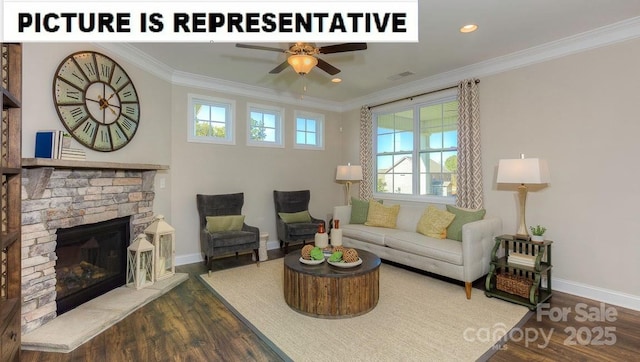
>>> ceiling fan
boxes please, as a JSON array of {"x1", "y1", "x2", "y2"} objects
[{"x1": 235, "y1": 42, "x2": 367, "y2": 76}]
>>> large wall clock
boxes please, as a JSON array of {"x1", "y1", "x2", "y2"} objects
[{"x1": 53, "y1": 51, "x2": 140, "y2": 152}]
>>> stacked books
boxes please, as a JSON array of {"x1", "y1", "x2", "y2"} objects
[
  {"x1": 35, "y1": 130, "x2": 86, "y2": 160},
  {"x1": 60, "y1": 147, "x2": 86, "y2": 161},
  {"x1": 508, "y1": 252, "x2": 537, "y2": 268}
]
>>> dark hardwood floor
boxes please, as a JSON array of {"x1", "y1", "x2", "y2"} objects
[{"x1": 22, "y1": 245, "x2": 640, "y2": 361}]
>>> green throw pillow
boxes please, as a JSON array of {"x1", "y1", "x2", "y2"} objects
[
  {"x1": 206, "y1": 215, "x2": 245, "y2": 233},
  {"x1": 445, "y1": 205, "x2": 486, "y2": 242},
  {"x1": 278, "y1": 210, "x2": 311, "y2": 223},
  {"x1": 350, "y1": 197, "x2": 383, "y2": 224}
]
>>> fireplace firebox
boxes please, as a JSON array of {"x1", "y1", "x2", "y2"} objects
[{"x1": 55, "y1": 216, "x2": 130, "y2": 315}]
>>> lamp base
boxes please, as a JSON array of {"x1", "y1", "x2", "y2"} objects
[{"x1": 514, "y1": 234, "x2": 531, "y2": 241}]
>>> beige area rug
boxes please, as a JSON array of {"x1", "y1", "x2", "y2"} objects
[
  {"x1": 22, "y1": 273, "x2": 189, "y2": 353},
  {"x1": 200, "y1": 259, "x2": 530, "y2": 361}
]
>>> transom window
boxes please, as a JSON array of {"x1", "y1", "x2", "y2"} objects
[
  {"x1": 374, "y1": 94, "x2": 458, "y2": 200},
  {"x1": 294, "y1": 111, "x2": 324, "y2": 150},
  {"x1": 187, "y1": 94, "x2": 235, "y2": 145},
  {"x1": 247, "y1": 103, "x2": 284, "y2": 147}
]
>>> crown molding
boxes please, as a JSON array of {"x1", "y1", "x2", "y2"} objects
[
  {"x1": 97, "y1": 16, "x2": 640, "y2": 113},
  {"x1": 94, "y1": 43, "x2": 174, "y2": 82},
  {"x1": 342, "y1": 16, "x2": 640, "y2": 111},
  {"x1": 171, "y1": 71, "x2": 343, "y2": 111},
  {"x1": 94, "y1": 43, "x2": 343, "y2": 111}
]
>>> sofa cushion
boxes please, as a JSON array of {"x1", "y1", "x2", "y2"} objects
[
  {"x1": 384, "y1": 231, "x2": 463, "y2": 265},
  {"x1": 365, "y1": 201, "x2": 400, "y2": 228},
  {"x1": 446, "y1": 205, "x2": 486, "y2": 242},
  {"x1": 341, "y1": 224, "x2": 387, "y2": 246},
  {"x1": 206, "y1": 215, "x2": 245, "y2": 233},
  {"x1": 416, "y1": 206, "x2": 455, "y2": 239}
]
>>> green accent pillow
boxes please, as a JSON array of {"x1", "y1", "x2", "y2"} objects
[
  {"x1": 350, "y1": 197, "x2": 383, "y2": 224},
  {"x1": 206, "y1": 215, "x2": 245, "y2": 233},
  {"x1": 416, "y1": 206, "x2": 456, "y2": 239},
  {"x1": 278, "y1": 210, "x2": 311, "y2": 223},
  {"x1": 445, "y1": 205, "x2": 486, "y2": 241}
]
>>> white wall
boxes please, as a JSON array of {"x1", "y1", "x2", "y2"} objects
[
  {"x1": 341, "y1": 38, "x2": 640, "y2": 307},
  {"x1": 22, "y1": 43, "x2": 173, "y2": 222},
  {"x1": 481, "y1": 38, "x2": 640, "y2": 300},
  {"x1": 169, "y1": 85, "x2": 344, "y2": 261}
]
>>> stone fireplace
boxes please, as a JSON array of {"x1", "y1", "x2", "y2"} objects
[{"x1": 20, "y1": 159, "x2": 166, "y2": 334}]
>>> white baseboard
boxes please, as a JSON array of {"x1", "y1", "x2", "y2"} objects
[
  {"x1": 175, "y1": 240, "x2": 282, "y2": 266},
  {"x1": 553, "y1": 277, "x2": 640, "y2": 311},
  {"x1": 175, "y1": 253, "x2": 203, "y2": 266}
]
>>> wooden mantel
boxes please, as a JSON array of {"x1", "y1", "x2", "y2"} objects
[{"x1": 22, "y1": 158, "x2": 169, "y2": 171}]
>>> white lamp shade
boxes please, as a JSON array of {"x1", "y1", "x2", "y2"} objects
[
  {"x1": 497, "y1": 158, "x2": 550, "y2": 184},
  {"x1": 336, "y1": 164, "x2": 363, "y2": 181}
]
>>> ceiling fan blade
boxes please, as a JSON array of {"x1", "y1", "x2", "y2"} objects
[
  {"x1": 269, "y1": 60, "x2": 290, "y2": 74},
  {"x1": 316, "y1": 58, "x2": 341, "y2": 75},
  {"x1": 236, "y1": 43, "x2": 287, "y2": 53},
  {"x1": 318, "y1": 43, "x2": 367, "y2": 54}
]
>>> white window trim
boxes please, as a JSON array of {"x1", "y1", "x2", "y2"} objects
[
  {"x1": 293, "y1": 110, "x2": 324, "y2": 150},
  {"x1": 187, "y1": 93, "x2": 236, "y2": 145},
  {"x1": 246, "y1": 103, "x2": 285, "y2": 148},
  {"x1": 372, "y1": 90, "x2": 458, "y2": 201}
]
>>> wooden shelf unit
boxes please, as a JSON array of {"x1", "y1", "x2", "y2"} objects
[
  {"x1": 485, "y1": 234, "x2": 553, "y2": 311},
  {"x1": 1, "y1": 43, "x2": 22, "y2": 362}
]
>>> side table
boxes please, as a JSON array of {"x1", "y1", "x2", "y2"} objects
[
  {"x1": 485, "y1": 234, "x2": 553, "y2": 310},
  {"x1": 253, "y1": 232, "x2": 269, "y2": 262}
]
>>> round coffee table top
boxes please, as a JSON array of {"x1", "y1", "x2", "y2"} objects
[{"x1": 284, "y1": 248, "x2": 381, "y2": 278}]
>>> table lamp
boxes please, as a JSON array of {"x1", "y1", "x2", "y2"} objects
[
  {"x1": 336, "y1": 163, "x2": 363, "y2": 205},
  {"x1": 496, "y1": 154, "x2": 550, "y2": 240}
]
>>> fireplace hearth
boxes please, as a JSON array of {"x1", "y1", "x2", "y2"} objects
[{"x1": 55, "y1": 216, "x2": 130, "y2": 315}]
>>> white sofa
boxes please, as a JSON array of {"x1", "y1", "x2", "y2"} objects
[{"x1": 333, "y1": 203, "x2": 501, "y2": 299}]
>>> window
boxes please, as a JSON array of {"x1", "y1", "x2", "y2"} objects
[
  {"x1": 188, "y1": 94, "x2": 235, "y2": 145},
  {"x1": 374, "y1": 94, "x2": 458, "y2": 200},
  {"x1": 294, "y1": 111, "x2": 324, "y2": 150},
  {"x1": 247, "y1": 103, "x2": 284, "y2": 147}
]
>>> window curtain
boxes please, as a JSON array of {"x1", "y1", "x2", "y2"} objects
[
  {"x1": 456, "y1": 78, "x2": 483, "y2": 209},
  {"x1": 359, "y1": 106, "x2": 373, "y2": 200}
]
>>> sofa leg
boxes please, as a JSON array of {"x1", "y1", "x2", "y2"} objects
[{"x1": 465, "y1": 282, "x2": 472, "y2": 299}]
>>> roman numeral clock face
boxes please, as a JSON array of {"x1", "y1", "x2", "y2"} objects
[{"x1": 53, "y1": 51, "x2": 140, "y2": 152}]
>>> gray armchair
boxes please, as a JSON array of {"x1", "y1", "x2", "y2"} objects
[
  {"x1": 196, "y1": 193, "x2": 260, "y2": 271},
  {"x1": 273, "y1": 190, "x2": 325, "y2": 254}
]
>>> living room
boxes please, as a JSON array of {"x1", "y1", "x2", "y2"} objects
[{"x1": 8, "y1": 2, "x2": 640, "y2": 360}]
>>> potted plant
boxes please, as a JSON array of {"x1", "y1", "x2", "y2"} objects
[{"x1": 529, "y1": 225, "x2": 547, "y2": 242}]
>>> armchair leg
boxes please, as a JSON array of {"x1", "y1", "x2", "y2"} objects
[
  {"x1": 254, "y1": 249, "x2": 260, "y2": 266},
  {"x1": 465, "y1": 282, "x2": 472, "y2": 299}
]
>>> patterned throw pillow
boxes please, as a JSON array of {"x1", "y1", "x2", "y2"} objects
[
  {"x1": 416, "y1": 206, "x2": 456, "y2": 239},
  {"x1": 445, "y1": 205, "x2": 486, "y2": 241},
  {"x1": 365, "y1": 200, "x2": 400, "y2": 228},
  {"x1": 206, "y1": 215, "x2": 245, "y2": 233}
]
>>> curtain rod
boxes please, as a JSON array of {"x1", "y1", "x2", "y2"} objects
[{"x1": 368, "y1": 79, "x2": 480, "y2": 110}]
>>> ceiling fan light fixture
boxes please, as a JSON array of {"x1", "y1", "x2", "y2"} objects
[{"x1": 288, "y1": 54, "x2": 318, "y2": 74}]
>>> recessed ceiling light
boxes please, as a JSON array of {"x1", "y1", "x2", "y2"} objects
[
  {"x1": 331, "y1": 78, "x2": 342, "y2": 83},
  {"x1": 460, "y1": 24, "x2": 478, "y2": 33}
]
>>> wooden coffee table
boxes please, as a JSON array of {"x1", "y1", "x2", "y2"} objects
[{"x1": 283, "y1": 249, "x2": 380, "y2": 318}]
